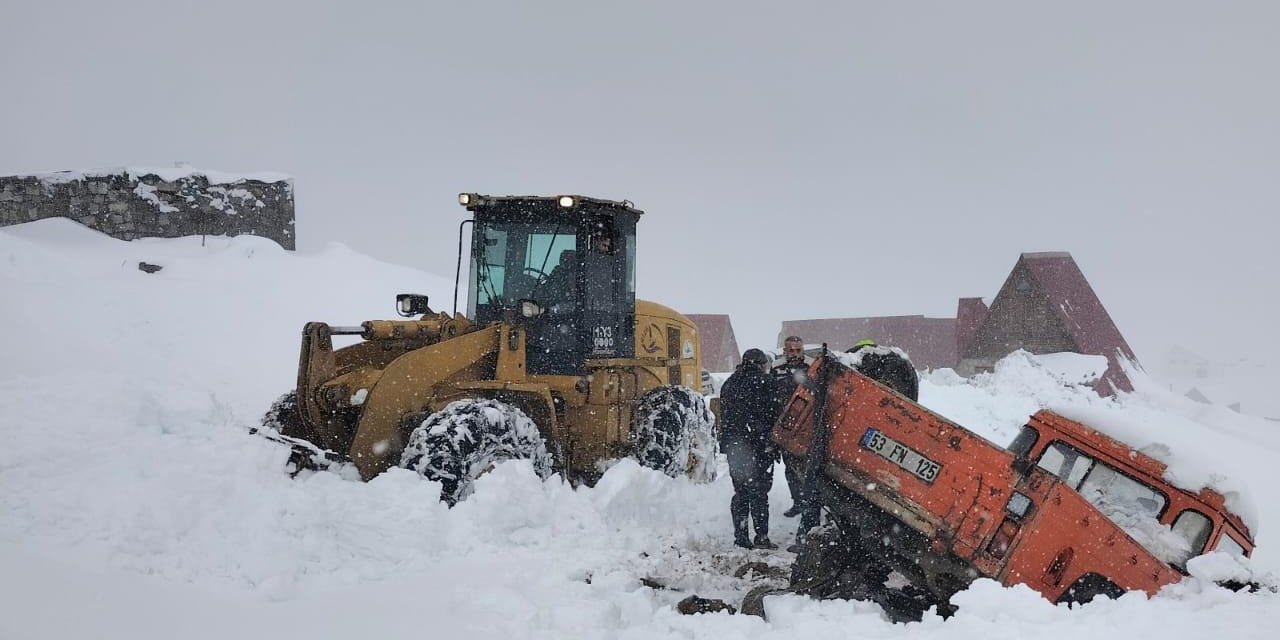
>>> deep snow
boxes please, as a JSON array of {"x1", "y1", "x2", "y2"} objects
[{"x1": 1, "y1": 219, "x2": 1276, "y2": 639}]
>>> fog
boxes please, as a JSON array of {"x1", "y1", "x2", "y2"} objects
[{"x1": 3, "y1": 0, "x2": 1277, "y2": 368}]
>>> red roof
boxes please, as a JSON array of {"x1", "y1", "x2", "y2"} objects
[
  {"x1": 686, "y1": 314, "x2": 741, "y2": 372},
  {"x1": 1014, "y1": 252, "x2": 1137, "y2": 392},
  {"x1": 778, "y1": 316, "x2": 958, "y2": 370}
]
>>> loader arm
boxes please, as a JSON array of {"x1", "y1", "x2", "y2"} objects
[{"x1": 348, "y1": 325, "x2": 501, "y2": 479}]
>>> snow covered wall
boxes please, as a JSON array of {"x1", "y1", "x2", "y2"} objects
[
  {"x1": 0, "y1": 219, "x2": 1277, "y2": 639},
  {"x1": 0, "y1": 166, "x2": 295, "y2": 248}
]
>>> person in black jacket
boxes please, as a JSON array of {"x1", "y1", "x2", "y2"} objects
[{"x1": 719, "y1": 348, "x2": 781, "y2": 549}]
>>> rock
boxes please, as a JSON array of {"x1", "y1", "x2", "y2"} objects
[
  {"x1": 734, "y1": 561, "x2": 790, "y2": 581},
  {"x1": 137, "y1": 262, "x2": 163, "y2": 274},
  {"x1": 676, "y1": 595, "x2": 736, "y2": 616},
  {"x1": 740, "y1": 586, "x2": 791, "y2": 618}
]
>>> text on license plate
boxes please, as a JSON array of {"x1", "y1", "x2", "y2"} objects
[{"x1": 860, "y1": 428, "x2": 942, "y2": 483}]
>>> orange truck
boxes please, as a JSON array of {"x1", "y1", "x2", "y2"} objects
[{"x1": 773, "y1": 353, "x2": 1254, "y2": 619}]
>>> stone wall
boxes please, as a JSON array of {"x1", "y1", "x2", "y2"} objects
[{"x1": 0, "y1": 167, "x2": 295, "y2": 249}]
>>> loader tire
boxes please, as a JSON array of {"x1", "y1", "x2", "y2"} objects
[
  {"x1": 630, "y1": 386, "x2": 717, "y2": 483},
  {"x1": 399, "y1": 398, "x2": 553, "y2": 506}
]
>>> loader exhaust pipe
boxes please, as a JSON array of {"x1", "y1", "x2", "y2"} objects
[{"x1": 453, "y1": 219, "x2": 473, "y2": 316}]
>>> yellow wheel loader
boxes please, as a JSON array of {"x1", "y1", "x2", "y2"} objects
[{"x1": 259, "y1": 194, "x2": 716, "y2": 503}]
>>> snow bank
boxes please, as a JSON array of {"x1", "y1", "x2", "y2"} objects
[{"x1": 1, "y1": 220, "x2": 1277, "y2": 639}]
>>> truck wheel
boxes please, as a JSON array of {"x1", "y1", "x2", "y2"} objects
[
  {"x1": 630, "y1": 386, "x2": 717, "y2": 482},
  {"x1": 1057, "y1": 573, "x2": 1125, "y2": 606},
  {"x1": 399, "y1": 398, "x2": 553, "y2": 506},
  {"x1": 790, "y1": 523, "x2": 869, "y2": 599}
]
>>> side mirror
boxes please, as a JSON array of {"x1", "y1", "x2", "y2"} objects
[{"x1": 396, "y1": 294, "x2": 431, "y2": 317}]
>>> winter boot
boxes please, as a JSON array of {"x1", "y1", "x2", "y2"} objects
[{"x1": 753, "y1": 535, "x2": 778, "y2": 550}]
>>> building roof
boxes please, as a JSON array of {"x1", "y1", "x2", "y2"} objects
[
  {"x1": 1017, "y1": 252, "x2": 1137, "y2": 392},
  {"x1": 778, "y1": 315, "x2": 958, "y2": 370},
  {"x1": 686, "y1": 314, "x2": 741, "y2": 372}
]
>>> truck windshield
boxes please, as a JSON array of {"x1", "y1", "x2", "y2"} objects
[
  {"x1": 1036, "y1": 441, "x2": 1203, "y2": 566},
  {"x1": 470, "y1": 221, "x2": 578, "y2": 320}
]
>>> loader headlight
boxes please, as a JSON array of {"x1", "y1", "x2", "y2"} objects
[
  {"x1": 557, "y1": 195, "x2": 576, "y2": 208},
  {"x1": 458, "y1": 193, "x2": 476, "y2": 206}
]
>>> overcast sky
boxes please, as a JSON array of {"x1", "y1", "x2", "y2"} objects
[{"x1": 3, "y1": 1, "x2": 1277, "y2": 369}]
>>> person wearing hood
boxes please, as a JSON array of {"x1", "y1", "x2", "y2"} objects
[{"x1": 719, "y1": 348, "x2": 782, "y2": 549}]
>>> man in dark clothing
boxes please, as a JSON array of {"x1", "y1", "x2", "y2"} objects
[
  {"x1": 771, "y1": 335, "x2": 812, "y2": 518},
  {"x1": 719, "y1": 348, "x2": 781, "y2": 549}
]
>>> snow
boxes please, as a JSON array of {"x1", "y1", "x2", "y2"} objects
[
  {"x1": 1, "y1": 219, "x2": 1278, "y2": 639},
  {"x1": 132, "y1": 181, "x2": 179, "y2": 213},
  {"x1": 1033, "y1": 351, "x2": 1110, "y2": 386}
]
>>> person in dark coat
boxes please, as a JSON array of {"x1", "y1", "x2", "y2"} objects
[
  {"x1": 719, "y1": 348, "x2": 781, "y2": 549},
  {"x1": 770, "y1": 335, "x2": 812, "y2": 517}
]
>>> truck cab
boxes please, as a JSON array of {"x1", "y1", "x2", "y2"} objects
[{"x1": 1010, "y1": 411, "x2": 1254, "y2": 567}]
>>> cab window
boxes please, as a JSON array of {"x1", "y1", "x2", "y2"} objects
[
  {"x1": 1078, "y1": 463, "x2": 1167, "y2": 521},
  {"x1": 1036, "y1": 440, "x2": 1187, "y2": 564},
  {"x1": 1214, "y1": 531, "x2": 1247, "y2": 557},
  {"x1": 1008, "y1": 425, "x2": 1039, "y2": 457},
  {"x1": 1036, "y1": 441, "x2": 1093, "y2": 487},
  {"x1": 1170, "y1": 510, "x2": 1213, "y2": 564}
]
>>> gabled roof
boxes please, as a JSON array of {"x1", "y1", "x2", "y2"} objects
[
  {"x1": 686, "y1": 314, "x2": 741, "y2": 372},
  {"x1": 1016, "y1": 252, "x2": 1137, "y2": 392},
  {"x1": 778, "y1": 316, "x2": 957, "y2": 370}
]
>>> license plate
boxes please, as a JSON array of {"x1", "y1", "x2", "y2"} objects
[{"x1": 860, "y1": 428, "x2": 942, "y2": 483}]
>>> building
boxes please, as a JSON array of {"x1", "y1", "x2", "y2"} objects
[
  {"x1": 777, "y1": 316, "x2": 958, "y2": 371},
  {"x1": 957, "y1": 252, "x2": 1137, "y2": 393},
  {"x1": 779, "y1": 252, "x2": 1138, "y2": 395},
  {"x1": 687, "y1": 314, "x2": 741, "y2": 372}
]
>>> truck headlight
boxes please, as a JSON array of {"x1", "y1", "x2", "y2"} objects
[{"x1": 558, "y1": 195, "x2": 576, "y2": 208}]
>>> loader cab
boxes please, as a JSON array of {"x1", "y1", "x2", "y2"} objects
[{"x1": 460, "y1": 194, "x2": 638, "y2": 375}]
